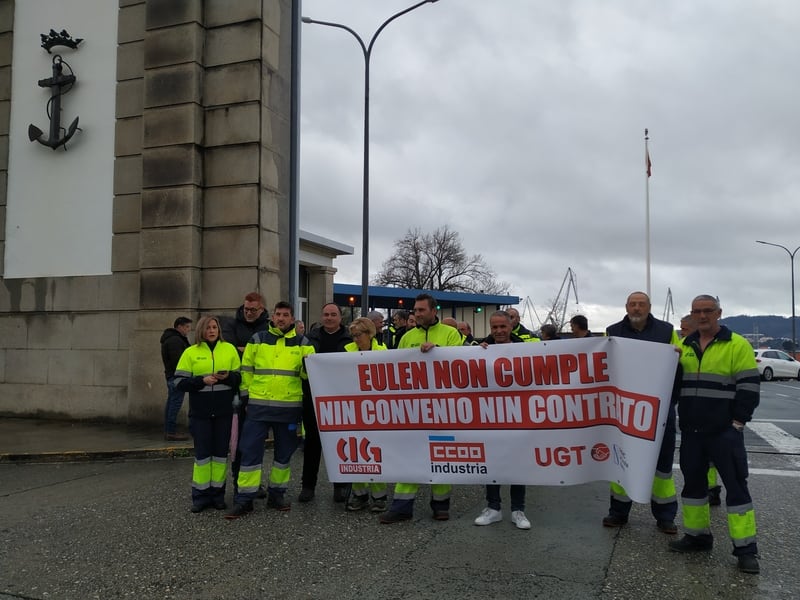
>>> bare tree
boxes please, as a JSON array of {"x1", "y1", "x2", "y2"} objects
[{"x1": 374, "y1": 226, "x2": 510, "y2": 295}]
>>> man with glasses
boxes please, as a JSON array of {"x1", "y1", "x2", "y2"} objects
[
  {"x1": 221, "y1": 292, "x2": 270, "y2": 356},
  {"x1": 220, "y1": 292, "x2": 271, "y2": 498},
  {"x1": 603, "y1": 291, "x2": 681, "y2": 534},
  {"x1": 669, "y1": 295, "x2": 761, "y2": 574}
]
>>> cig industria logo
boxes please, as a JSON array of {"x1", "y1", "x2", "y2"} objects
[
  {"x1": 336, "y1": 436, "x2": 382, "y2": 475},
  {"x1": 429, "y1": 435, "x2": 488, "y2": 475}
]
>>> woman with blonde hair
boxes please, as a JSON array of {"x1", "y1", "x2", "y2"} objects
[
  {"x1": 344, "y1": 317, "x2": 389, "y2": 512},
  {"x1": 175, "y1": 315, "x2": 241, "y2": 512}
]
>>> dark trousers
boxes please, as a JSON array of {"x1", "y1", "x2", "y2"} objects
[
  {"x1": 163, "y1": 377, "x2": 185, "y2": 434},
  {"x1": 234, "y1": 420, "x2": 299, "y2": 504},
  {"x1": 610, "y1": 403, "x2": 677, "y2": 522},
  {"x1": 680, "y1": 428, "x2": 757, "y2": 556},
  {"x1": 301, "y1": 393, "x2": 322, "y2": 489},
  {"x1": 189, "y1": 415, "x2": 232, "y2": 503},
  {"x1": 486, "y1": 485, "x2": 526, "y2": 512}
]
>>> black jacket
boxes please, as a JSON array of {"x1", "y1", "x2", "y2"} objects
[
  {"x1": 606, "y1": 314, "x2": 674, "y2": 344},
  {"x1": 160, "y1": 328, "x2": 190, "y2": 377},
  {"x1": 219, "y1": 305, "x2": 270, "y2": 355},
  {"x1": 305, "y1": 324, "x2": 352, "y2": 354}
]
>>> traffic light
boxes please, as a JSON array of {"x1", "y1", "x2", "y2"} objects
[
  {"x1": 474, "y1": 306, "x2": 483, "y2": 313},
  {"x1": 348, "y1": 296, "x2": 355, "y2": 306},
  {"x1": 398, "y1": 299, "x2": 404, "y2": 307}
]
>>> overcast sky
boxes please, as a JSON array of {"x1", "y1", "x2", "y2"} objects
[{"x1": 298, "y1": 0, "x2": 800, "y2": 331}]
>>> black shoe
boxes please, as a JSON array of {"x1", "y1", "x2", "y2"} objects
[
  {"x1": 298, "y1": 487, "x2": 315, "y2": 503},
  {"x1": 165, "y1": 432, "x2": 190, "y2": 442},
  {"x1": 256, "y1": 485, "x2": 268, "y2": 499},
  {"x1": 346, "y1": 494, "x2": 370, "y2": 512},
  {"x1": 669, "y1": 534, "x2": 713, "y2": 553},
  {"x1": 213, "y1": 500, "x2": 227, "y2": 510},
  {"x1": 656, "y1": 520, "x2": 678, "y2": 534},
  {"x1": 432, "y1": 509, "x2": 450, "y2": 521},
  {"x1": 224, "y1": 502, "x2": 254, "y2": 520},
  {"x1": 737, "y1": 554, "x2": 760, "y2": 574},
  {"x1": 333, "y1": 483, "x2": 351, "y2": 503},
  {"x1": 267, "y1": 494, "x2": 291, "y2": 511},
  {"x1": 708, "y1": 486, "x2": 722, "y2": 506},
  {"x1": 379, "y1": 511, "x2": 412, "y2": 524},
  {"x1": 602, "y1": 514, "x2": 628, "y2": 528},
  {"x1": 190, "y1": 502, "x2": 208, "y2": 513},
  {"x1": 370, "y1": 497, "x2": 388, "y2": 513}
]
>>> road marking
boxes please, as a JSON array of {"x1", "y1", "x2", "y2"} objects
[
  {"x1": 672, "y1": 464, "x2": 800, "y2": 478},
  {"x1": 746, "y1": 422, "x2": 800, "y2": 453}
]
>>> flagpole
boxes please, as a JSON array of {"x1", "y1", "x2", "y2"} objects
[{"x1": 645, "y1": 128, "x2": 651, "y2": 298}]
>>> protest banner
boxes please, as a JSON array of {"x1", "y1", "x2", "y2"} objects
[{"x1": 305, "y1": 336, "x2": 678, "y2": 502}]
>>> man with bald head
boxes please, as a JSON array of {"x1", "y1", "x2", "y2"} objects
[
  {"x1": 603, "y1": 291, "x2": 681, "y2": 534},
  {"x1": 506, "y1": 308, "x2": 539, "y2": 342}
]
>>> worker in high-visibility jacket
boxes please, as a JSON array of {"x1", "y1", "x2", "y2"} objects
[
  {"x1": 343, "y1": 317, "x2": 389, "y2": 513},
  {"x1": 379, "y1": 293, "x2": 464, "y2": 524},
  {"x1": 507, "y1": 307, "x2": 540, "y2": 342},
  {"x1": 680, "y1": 313, "x2": 722, "y2": 506},
  {"x1": 225, "y1": 301, "x2": 315, "y2": 519},
  {"x1": 669, "y1": 295, "x2": 760, "y2": 575},
  {"x1": 603, "y1": 292, "x2": 681, "y2": 534},
  {"x1": 174, "y1": 315, "x2": 241, "y2": 513}
]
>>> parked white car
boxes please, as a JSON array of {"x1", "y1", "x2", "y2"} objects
[{"x1": 754, "y1": 349, "x2": 800, "y2": 381}]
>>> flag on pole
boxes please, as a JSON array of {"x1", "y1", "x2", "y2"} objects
[{"x1": 646, "y1": 149, "x2": 652, "y2": 177}]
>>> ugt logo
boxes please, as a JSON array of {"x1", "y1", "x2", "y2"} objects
[{"x1": 336, "y1": 436, "x2": 382, "y2": 464}]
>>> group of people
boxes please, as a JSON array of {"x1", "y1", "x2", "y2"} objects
[{"x1": 160, "y1": 289, "x2": 761, "y2": 575}]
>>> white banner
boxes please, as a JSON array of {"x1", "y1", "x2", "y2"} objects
[{"x1": 306, "y1": 336, "x2": 678, "y2": 503}]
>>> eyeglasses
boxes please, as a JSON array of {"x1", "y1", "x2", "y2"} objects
[
  {"x1": 243, "y1": 307, "x2": 262, "y2": 314},
  {"x1": 690, "y1": 308, "x2": 718, "y2": 315}
]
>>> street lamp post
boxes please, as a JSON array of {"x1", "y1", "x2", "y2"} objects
[
  {"x1": 302, "y1": 0, "x2": 439, "y2": 314},
  {"x1": 756, "y1": 240, "x2": 800, "y2": 353}
]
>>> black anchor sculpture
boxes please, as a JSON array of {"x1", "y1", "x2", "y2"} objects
[{"x1": 28, "y1": 54, "x2": 80, "y2": 150}]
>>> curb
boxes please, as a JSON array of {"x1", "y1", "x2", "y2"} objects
[{"x1": 0, "y1": 446, "x2": 195, "y2": 464}]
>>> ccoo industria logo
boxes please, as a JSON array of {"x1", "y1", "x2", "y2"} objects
[
  {"x1": 336, "y1": 436, "x2": 383, "y2": 475},
  {"x1": 429, "y1": 435, "x2": 488, "y2": 475}
]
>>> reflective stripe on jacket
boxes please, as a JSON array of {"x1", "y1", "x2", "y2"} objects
[
  {"x1": 174, "y1": 341, "x2": 241, "y2": 418},
  {"x1": 240, "y1": 325, "x2": 315, "y2": 421},
  {"x1": 678, "y1": 326, "x2": 760, "y2": 432}
]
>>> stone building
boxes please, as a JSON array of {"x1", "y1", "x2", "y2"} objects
[{"x1": 0, "y1": 0, "x2": 341, "y2": 424}]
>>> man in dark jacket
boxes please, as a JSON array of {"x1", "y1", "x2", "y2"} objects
[
  {"x1": 299, "y1": 302, "x2": 352, "y2": 503},
  {"x1": 220, "y1": 292, "x2": 270, "y2": 355},
  {"x1": 603, "y1": 291, "x2": 680, "y2": 534},
  {"x1": 219, "y1": 292, "x2": 270, "y2": 497},
  {"x1": 160, "y1": 316, "x2": 192, "y2": 440}
]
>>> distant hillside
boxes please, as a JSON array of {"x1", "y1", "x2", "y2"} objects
[{"x1": 720, "y1": 315, "x2": 796, "y2": 341}]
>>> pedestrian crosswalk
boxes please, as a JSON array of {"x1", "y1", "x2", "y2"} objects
[
  {"x1": 675, "y1": 419, "x2": 800, "y2": 478},
  {"x1": 747, "y1": 421, "x2": 800, "y2": 454}
]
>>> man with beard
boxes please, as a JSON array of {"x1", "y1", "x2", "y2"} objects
[
  {"x1": 603, "y1": 291, "x2": 680, "y2": 534},
  {"x1": 379, "y1": 293, "x2": 464, "y2": 524}
]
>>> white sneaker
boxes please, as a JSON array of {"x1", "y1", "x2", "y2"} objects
[
  {"x1": 474, "y1": 507, "x2": 503, "y2": 526},
  {"x1": 511, "y1": 510, "x2": 531, "y2": 530}
]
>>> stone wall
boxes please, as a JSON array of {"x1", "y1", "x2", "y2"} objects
[{"x1": 0, "y1": 0, "x2": 295, "y2": 424}]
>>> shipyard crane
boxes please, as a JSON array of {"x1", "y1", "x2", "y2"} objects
[
  {"x1": 542, "y1": 267, "x2": 579, "y2": 332},
  {"x1": 663, "y1": 287, "x2": 675, "y2": 322}
]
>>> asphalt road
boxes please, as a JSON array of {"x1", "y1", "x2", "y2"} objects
[{"x1": 2, "y1": 441, "x2": 799, "y2": 600}]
